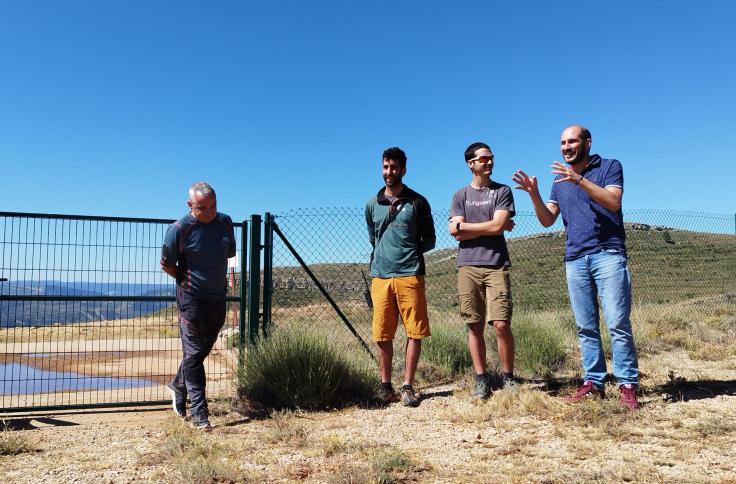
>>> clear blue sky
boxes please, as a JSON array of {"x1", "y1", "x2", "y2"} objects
[{"x1": 1, "y1": 1, "x2": 735, "y2": 221}]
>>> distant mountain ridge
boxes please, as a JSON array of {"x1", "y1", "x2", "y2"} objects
[{"x1": 0, "y1": 280, "x2": 175, "y2": 327}]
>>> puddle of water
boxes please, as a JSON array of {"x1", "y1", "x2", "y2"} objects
[{"x1": 0, "y1": 363, "x2": 156, "y2": 395}]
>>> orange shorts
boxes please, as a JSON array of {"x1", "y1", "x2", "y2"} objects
[{"x1": 370, "y1": 275, "x2": 431, "y2": 342}]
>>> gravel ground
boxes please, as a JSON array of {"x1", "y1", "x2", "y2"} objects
[{"x1": 2, "y1": 351, "x2": 735, "y2": 483}]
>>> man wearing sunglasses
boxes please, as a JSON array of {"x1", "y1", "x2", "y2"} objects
[
  {"x1": 449, "y1": 142, "x2": 517, "y2": 399},
  {"x1": 366, "y1": 147, "x2": 436, "y2": 407}
]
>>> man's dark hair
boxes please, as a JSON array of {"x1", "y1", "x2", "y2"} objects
[
  {"x1": 464, "y1": 142, "x2": 491, "y2": 162},
  {"x1": 579, "y1": 127, "x2": 592, "y2": 141},
  {"x1": 382, "y1": 147, "x2": 407, "y2": 168}
]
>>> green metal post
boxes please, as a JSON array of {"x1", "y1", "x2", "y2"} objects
[
  {"x1": 239, "y1": 219, "x2": 248, "y2": 352},
  {"x1": 247, "y1": 214, "x2": 262, "y2": 345},
  {"x1": 262, "y1": 212, "x2": 273, "y2": 338}
]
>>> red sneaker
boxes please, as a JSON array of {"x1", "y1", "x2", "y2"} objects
[
  {"x1": 619, "y1": 384, "x2": 640, "y2": 409},
  {"x1": 564, "y1": 381, "x2": 605, "y2": 403}
]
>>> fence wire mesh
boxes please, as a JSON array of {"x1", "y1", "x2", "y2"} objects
[
  {"x1": 0, "y1": 213, "x2": 243, "y2": 411},
  {"x1": 270, "y1": 208, "x2": 736, "y2": 364}
]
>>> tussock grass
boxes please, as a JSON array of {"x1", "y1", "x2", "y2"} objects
[
  {"x1": 419, "y1": 322, "x2": 472, "y2": 382},
  {"x1": 691, "y1": 417, "x2": 736, "y2": 436},
  {"x1": 265, "y1": 410, "x2": 309, "y2": 447},
  {"x1": 160, "y1": 421, "x2": 248, "y2": 483},
  {"x1": 0, "y1": 424, "x2": 34, "y2": 456},
  {"x1": 510, "y1": 312, "x2": 571, "y2": 377},
  {"x1": 237, "y1": 329, "x2": 378, "y2": 413},
  {"x1": 370, "y1": 446, "x2": 421, "y2": 484}
]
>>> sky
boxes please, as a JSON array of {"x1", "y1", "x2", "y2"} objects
[{"x1": 1, "y1": 1, "x2": 735, "y2": 222}]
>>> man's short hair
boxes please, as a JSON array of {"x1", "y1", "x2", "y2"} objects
[
  {"x1": 189, "y1": 181, "x2": 216, "y2": 200},
  {"x1": 382, "y1": 147, "x2": 407, "y2": 168},
  {"x1": 566, "y1": 125, "x2": 592, "y2": 141},
  {"x1": 464, "y1": 142, "x2": 491, "y2": 162}
]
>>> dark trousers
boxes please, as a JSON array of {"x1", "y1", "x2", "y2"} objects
[{"x1": 170, "y1": 287, "x2": 225, "y2": 417}]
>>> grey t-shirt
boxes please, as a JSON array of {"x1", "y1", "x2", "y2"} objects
[{"x1": 449, "y1": 182, "x2": 515, "y2": 267}]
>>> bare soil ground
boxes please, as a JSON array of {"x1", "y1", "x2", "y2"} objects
[{"x1": 2, "y1": 349, "x2": 735, "y2": 483}]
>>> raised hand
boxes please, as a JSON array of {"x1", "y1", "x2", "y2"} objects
[
  {"x1": 550, "y1": 161, "x2": 583, "y2": 184},
  {"x1": 512, "y1": 170, "x2": 538, "y2": 194}
]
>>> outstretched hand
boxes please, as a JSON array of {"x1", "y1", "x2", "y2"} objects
[
  {"x1": 512, "y1": 170, "x2": 538, "y2": 194},
  {"x1": 550, "y1": 161, "x2": 582, "y2": 184}
]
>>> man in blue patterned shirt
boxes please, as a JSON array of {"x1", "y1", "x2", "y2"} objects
[{"x1": 512, "y1": 125, "x2": 640, "y2": 409}]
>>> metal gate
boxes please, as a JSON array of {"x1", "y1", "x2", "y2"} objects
[{"x1": 0, "y1": 212, "x2": 248, "y2": 412}]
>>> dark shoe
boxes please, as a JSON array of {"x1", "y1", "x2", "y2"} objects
[
  {"x1": 375, "y1": 383, "x2": 399, "y2": 404},
  {"x1": 619, "y1": 384, "x2": 640, "y2": 409},
  {"x1": 191, "y1": 413, "x2": 212, "y2": 432},
  {"x1": 564, "y1": 381, "x2": 605, "y2": 403},
  {"x1": 165, "y1": 383, "x2": 186, "y2": 418},
  {"x1": 502, "y1": 375, "x2": 519, "y2": 391},
  {"x1": 400, "y1": 384, "x2": 420, "y2": 407},
  {"x1": 471, "y1": 374, "x2": 492, "y2": 400}
]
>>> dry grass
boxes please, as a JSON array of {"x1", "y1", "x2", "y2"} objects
[{"x1": 0, "y1": 425, "x2": 34, "y2": 456}]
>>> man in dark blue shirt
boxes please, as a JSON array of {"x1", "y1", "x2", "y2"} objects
[
  {"x1": 161, "y1": 182, "x2": 236, "y2": 429},
  {"x1": 512, "y1": 125, "x2": 639, "y2": 409}
]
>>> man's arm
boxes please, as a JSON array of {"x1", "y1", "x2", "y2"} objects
[
  {"x1": 161, "y1": 264, "x2": 177, "y2": 278},
  {"x1": 448, "y1": 210, "x2": 514, "y2": 241},
  {"x1": 512, "y1": 170, "x2": 560, "y2": 227},
  {"x1": 417, "y1": 197, "x2": 436, "y2": 253},
  {"x1": 550, "y1": 161, "x2": 622, "y2": 212},
  {"x1": 160, "y1": 223, "x2": 180, "y2": 279}
]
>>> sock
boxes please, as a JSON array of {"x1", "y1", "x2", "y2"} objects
[
  {"x1": 380, "y1": 382, "x2": 393, "y2": 390},
  {"x1": 503, "y1": 372, "x2": 514, "y2": 380},
  {"x1": 475, "y1": 373, "x2": 488, "y2": 382}
]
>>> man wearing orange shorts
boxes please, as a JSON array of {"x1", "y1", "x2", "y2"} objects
[{"x1": 365, "y1": 147, "x2": 436, "y2": 407}]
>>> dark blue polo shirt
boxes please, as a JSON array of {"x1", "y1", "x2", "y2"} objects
[
  {"x1": 161, "y1": 213, "x2": 236, "y2": 301},
  {"x1": 549, "y1": 155, "x2": 626, "y2": 261}
]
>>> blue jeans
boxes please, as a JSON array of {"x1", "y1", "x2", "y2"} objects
[{"x1": 565, "y1": 249, "x2": 638, "y2": 388}]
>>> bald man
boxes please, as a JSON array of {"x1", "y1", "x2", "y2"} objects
[{"x1": 512, "y1": 126, "x2": 639, "y2": 409}]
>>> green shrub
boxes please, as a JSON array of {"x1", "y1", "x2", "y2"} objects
[
  {"x1": 507, "y1": 313, "x2": 569, "y2": 378},
  {"x1": 237, "y1": 329, "x2": 378, "y2": 411},
  {"x1": 420, "y1": 322, "x2": 472, "y2": 380}
]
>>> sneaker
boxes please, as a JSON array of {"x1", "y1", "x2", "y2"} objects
[
  {"x1": 471, "y1": 374, "x2": 492, "y2": 400},
  {"x1": 165, "y1": 383, "x2": 186, "y2": 418},
  {"x1": 619, "y1": 384, "x2": 640, "y2": 409},
  {"x1": 400, "y1": 384, "x2": 420, "y2": 407},
  {"x1": 191, "y1": 413, "x2": 212, "y2": 432},
  {"x1": 375, "y1": 383, "x2": 399, "y2": 404},
  {"x1": 564, "y1": 381, "x2": 605, "y2": 403},
  {"x1": 502, "y1": 375, "x2": 519, "y2": 390}
]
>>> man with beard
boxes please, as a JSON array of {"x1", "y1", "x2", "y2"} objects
[
  {"x1": 365, "y1": 147, "x2": 436, "y2": 407},
  {"x1": 512, "y1": 125, "x2": 639, "y2": 409},
  {"x1": 448, "y1": 142, "x2": 517, "y2": 399}
]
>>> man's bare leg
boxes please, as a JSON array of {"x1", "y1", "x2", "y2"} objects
[
  {"x1": 467, "y1": 322, "x2": 487, "y2": 375},
  {"x1": 403, "y1": 338, "x2": 422, "y2": 386},
  {"x1": 493, "y1": 320, "x2": 514, "y2": 374},
  {"x1": 377, "y1": 340, "x2": 394, "y2": 384}
]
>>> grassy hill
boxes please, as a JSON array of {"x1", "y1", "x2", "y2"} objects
[{"x1": 270, "y1": 225, "x2": 736, "y2": 314}]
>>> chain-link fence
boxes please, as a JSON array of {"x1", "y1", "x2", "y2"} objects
[
  {"x1": 2, "y1": 207, "x2": 734, "y2": 411},
  {"x1": 270, "y1": 208, "x2": 736, "y2": 362},
  {"x1": 0, "y1": 212, "x2": 244, "y2": 412}
]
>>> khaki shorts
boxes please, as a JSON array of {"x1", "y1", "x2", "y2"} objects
[
  {"x1": 371, "y1": 275, "x2": 431, "y2": 342},
  {"x1": 457, "y1": 265, "x2": 512, "y2": 324}
]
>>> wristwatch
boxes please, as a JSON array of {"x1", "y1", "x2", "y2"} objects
[{"x1": 456, "y1": 222, "x2": 461, "y2": 232}]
